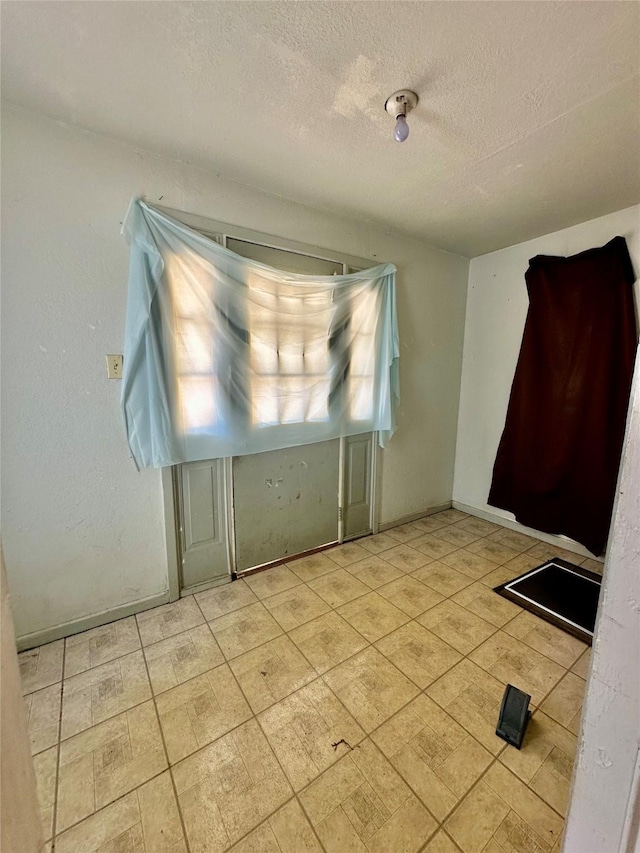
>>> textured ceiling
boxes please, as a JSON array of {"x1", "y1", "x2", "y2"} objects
[{"x1": 2, "y1": 1, "x2": 639, "y2": 256}]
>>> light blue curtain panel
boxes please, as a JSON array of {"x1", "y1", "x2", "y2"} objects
[{"x1": 121, "y1": 200, "x2": 399, "y2": 469}]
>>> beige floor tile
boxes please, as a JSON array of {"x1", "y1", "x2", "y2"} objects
[
  {"x1": 411, "y1": 534, "x2": 461, "y2": 560},
  {"x1": 541, "y1": 672, "x2": 585, "y2": 733},
  {"x1": 230, "y1": 635, "x2": 317, "y2": 713},
  {"x1": 456, "y1": 517, "x2": 501, "y2": 537},
  {"x1": 345, "y1": 555, "x2": 404, "y2": 589},
  {"x1": 173, "y1": 718, "x2": 292, "y2": 850},
  {"x1": 384, "y1": 522, "x2": 424, "y2": 543},
  {"x1": 143, "y1": 624, "x2": 224, "y2": 694},
  {"x1": 412, "y1": 515, "x2": 450, "y2": 534},
  {"x1": 435, "y1": 525, "x2": 483, "y2": 548},
  {"x1": 61, "y1": 651, "x2": 151, "y2": 740},
  {"x1": 479, "y1": 563, "x2": 525, "y2": 589},
  {"x1": 579, "y1": 557, "x2": 604, "y2": 575},
  {"x1": 155, "y1": 663, "x2": 251, "y2": 763},
  {"x1": 440, "y1": 550, "x2": 497, "y2": 580},
  {"x1": 55, "y1": 771, "x2": 186, "y2": 853},
  {"x1": 24, "y1": 682, "x2": 61, "y2": 755},
  {"x1": 444, "y1": 780, "x2": 510, "y2": 853},
  {"x1": 418, "y1": 600, "x2": 496, "y2": 655},
  {"x1": 56, "y1": 700, "x2": 167, "y2": 832},
  {"x1": 465, "y1": 538, "x2": 520, "y2": 565},
  {"x1": 244, "y1": 565, "x2": 302, "y2": 600},
  {"x1": 412, "y1": 562, "x2": 474, "y2": 597},
  {"x1": 19, "y1": 639, "x2": 64, "y2": 695},
  {"x1": 323, "y1": 647, "x2": 419, "y2": 731},
  {"x1": 289, "y1": 611, "x2": 368, "y2": 674},
  {"x1": 136, "y1": 597, "x2": 204, "y2": 646},
  {"x1": 377, "y1": 575, "x2": 444, "y2": 617},
  {"x1": 504, "y1": 611, "x2": 587, "y2": 668},
  {"x1": 375, "y1": 621, "x2": 462, "y2": 689},
  {"x1": 262, "y1": 584, "x2": 330, "y2": 631},
  {"x1": 500, "y1": 711, "x2": 577, "y2": 816},
  {"x1": 470, "y1": 632, "x2": 565, "y2": 706},
  {"x1": 373, "y1": 694, "x2": 492, "y2": 822},
  {"x1": 229, "y1": 799, "x2": 323, "y2": 852},
  {"x1": 258, "y1": 679, "x2": 365, "y2": 791},
  {"x1": 208, "y1": 602, "x2": 283, "y2": 660},
  {"x1": 326, "y1": 541, "x2": 370, "y2": 567},
  {"x1": 300, "y1": 738, "x2": 437, "y2": 853},
  {"x1": 287, "y1": 552, "x2": 337, "y2": 582},
  {"x1": 525, "y1": 541, "x2": 585, "y2": 565},
  {"x1": 571, "y1": 648, "x2": 591, "y2": 679},
  {"x1": 427, "y1": 659, "x2": 508, "y2": 755},
  {"x1": 434, "y1": 509, "x2": 470, "y2": 524},
  {"x1": 359, "y1": 532, "x2": 397, "y2": 554},
  {"x1": 452, "y1": 582, "x2": 521, "y2": 628},
  {"x1": 195, "y1": 579, "x2": 258, "y2": 621},
  {"x1": 449, "y1": 762, "x2": 564, "y2": 852},
  {"x1": 308, "y1": 568, "x2": 370, "y2": 607},
  {"x1": 494, "y1": 551, "x2": 549, "y2": 581},
  {"x1": 423, "y1": 829, "x2": 464, "y2": 853},
  {"x1": 64, "y1": 617, "x2": 141, "y2": 677},
  {"x1": 338, "y1": 591, "x2": 410, "y2": 642},
  {"x1": 382, "y1": 543, "x2": 432, "y2": 572},
  {"x1": 486, "y1": 528, "x2": 537, "y2": 554},
  {"x1": 34, "y1": 745, "x2": 57, "y2": 841}
]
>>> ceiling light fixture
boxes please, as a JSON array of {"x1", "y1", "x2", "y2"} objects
[{"x1": 385, "y1": 89, "x2": 418, "y2": 143}]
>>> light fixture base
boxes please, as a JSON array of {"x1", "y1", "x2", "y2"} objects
[{"x1": 385, "y1": 89, "x2": 418, "y2": 119}]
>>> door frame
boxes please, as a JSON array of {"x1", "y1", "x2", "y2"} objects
[
  {"x1": 163, "y1": 432, "x2": 379, "y2": 597},
  {"x1": 156, "y1": 207, "x2": 383, "y2": 598}
]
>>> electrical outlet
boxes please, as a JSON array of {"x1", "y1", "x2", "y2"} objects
[{"x1": 106, "y1": 354, "x2": 123, "y2": 379}]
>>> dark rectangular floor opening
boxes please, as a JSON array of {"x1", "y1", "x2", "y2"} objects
[{"x1": 494, "y1": 558, "x2": 602, "y2": 644}]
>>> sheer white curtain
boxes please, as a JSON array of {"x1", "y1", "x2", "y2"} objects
[{"x1": 121, "y1": 200, "x2": 399, "y2": 469}]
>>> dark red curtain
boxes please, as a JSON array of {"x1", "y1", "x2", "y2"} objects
[{"x1": 488, "y1": 236, "x2": 637, "y2": 556}]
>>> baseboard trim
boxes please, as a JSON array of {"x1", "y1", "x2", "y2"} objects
[
  {"x1": 451, "y1": 501, "x2": 603, "y2": 562},
  {"x1": 16, "y1": 591, "x2": 171, "y2": 652},
  {"x1": 379, "y1": 502, "x2": 452, "y2": 532}
]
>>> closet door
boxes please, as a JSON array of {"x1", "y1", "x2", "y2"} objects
[{"x1": 178, "y1": 459, "x2": 229, "y2": 592}]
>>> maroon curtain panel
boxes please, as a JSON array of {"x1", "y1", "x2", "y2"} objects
[{"x1": 488, "y1": 236, "x2": 637, "y2": 556}]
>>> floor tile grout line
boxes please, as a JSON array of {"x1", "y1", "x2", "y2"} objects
[
  {"x1": 187, "y1": 654, "x2": 307, "y2": 852},
  {"x1": 417, "y1": 826, "x2": 463, "y2": 853},
  {"x1": 438, "y1": 732, "x2": 569, "y2": 842},
  {"x1": 133, "y1": 615, "x2": 192, "y2": 853},
  {"x1": 34, "y1": 516, "x2": 585, "y2": 852},
  {"x1": 49, "y1": 766, "x2": 172, "y2": 842},
  {"x1": 190, "y1": 622, "x2": 316, "y2": 849},
  {"x1": 49, "y1": 639, "x2": 66, "y2": 852},
  {"x1": 294, "y1": 793, "x2": 331, "y2": 853},
  {"x1": 50, "y1": 540, "x2": 580, "y2": 742}
]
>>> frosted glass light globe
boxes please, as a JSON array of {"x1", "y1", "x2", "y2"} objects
[{"x1": 394, "y1": 114, "x2": 409, "y2": 142}]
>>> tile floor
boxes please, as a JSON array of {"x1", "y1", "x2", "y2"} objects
[{"x1": 20, "y1": 509, "x2": 597, "y2": 853}]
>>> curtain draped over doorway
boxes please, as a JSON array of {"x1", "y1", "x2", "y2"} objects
[
  {"x1": 120, "y1": 200, "x2": 399, "y2": 470},
  {"x1": 488, "y1": 236, "x2": 637, "y2": 556}
]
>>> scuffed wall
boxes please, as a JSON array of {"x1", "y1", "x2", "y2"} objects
[{"x1": 1, "y1": 103, "x2": 469, "y2": 641}]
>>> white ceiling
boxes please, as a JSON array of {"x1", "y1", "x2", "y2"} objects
[{"x1": 2, "y1": 1, "x2": 639, "y2": 256}]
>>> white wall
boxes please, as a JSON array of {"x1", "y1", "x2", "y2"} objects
[
  {"x1": 453, "y1": 205, "x2": 640, "y2": 550},
  {"x1": 1, "y1": 104, "x2": 469, "y2": 642},
  {"x1": 0, "y1": 551, "x2": 46, "y2": 853},
  {"x1": 564, "y1": 346, "x2": 640, "y2": 853}
]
